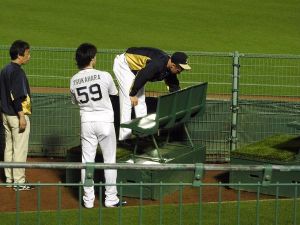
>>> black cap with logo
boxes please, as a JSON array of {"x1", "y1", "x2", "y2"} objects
[{"x1": 171, "y1": 52, "x2": 191, "y2": 70}]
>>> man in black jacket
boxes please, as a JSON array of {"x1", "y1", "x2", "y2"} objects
[
  {"x1": 0, "y1": 40, "x2": 33, "y2": 191},
  {"x1": 113, "y1": 47, "x2": 191, "y2": 141}
]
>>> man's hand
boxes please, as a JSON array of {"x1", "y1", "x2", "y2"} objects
[
  {"x1": 18, "y1": 111, "x2": 26, "y2": 133},
  {"x1": 130, "y1": 96, "x2": 138, "y2": 106},
  {"x1": 19, "y1": 116, "x2": 27, "y2": 132}
]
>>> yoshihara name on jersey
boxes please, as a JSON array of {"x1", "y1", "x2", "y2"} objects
[{"x1": 72, "y1": 74, "x2": 101, "y2": 86}]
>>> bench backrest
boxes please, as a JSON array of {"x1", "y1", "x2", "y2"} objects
[
  {"x1": 155, "y1": 82, "x2": 208, "y2": 129},
  {"x1": 161, "y1": 87, "x2": 191, "y2": 129},
  {"x1": 155, "y1": 92, "x2": 177, "y2": 128},
  {"x1": 188, "y1": 82, "x2": 207, "y2": 118}
]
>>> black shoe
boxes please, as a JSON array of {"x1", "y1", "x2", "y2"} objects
[{"x1": 106, "y1": 200, "x2": 127, "y2": 208}]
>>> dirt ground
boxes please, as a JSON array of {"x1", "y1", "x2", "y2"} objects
[{"x1": 0, "y1": 157, "x2": 276, "y2": 212}]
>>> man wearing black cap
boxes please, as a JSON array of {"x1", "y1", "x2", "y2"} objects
[{"x1": 113, "y1": 47, "x2": 191, "y2": 141}]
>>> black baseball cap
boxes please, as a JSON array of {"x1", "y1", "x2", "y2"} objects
[{"x1": 171, "y1": 52, "x2": 191, "y2": 70}]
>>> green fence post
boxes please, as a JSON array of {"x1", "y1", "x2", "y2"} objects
[
  {"x1": 84, "y1": 163, "x2": 95, "y2": 187},
  {"x1": 179, "y1": 183, "x2": 183, "y2": 225},
  {"x1": 57, "y1": 183, "x2": 62, "y2": 225},
  {"x1": 159, "y1": 181, "x2": 163, "y2": 225},
  {"x1": 198, "y1": 186, "x2": 202, "y2": 225},
  {"x1": 230, "y1": 51, "x2": 240, "y2": 152},
  {"x1": 78, "y1": 186, "x2": 82, "y2": 225},
  {"x1": 293, "y1": 184, "x2": 298, "y2": 225},
  {"x1": 118, "y1": 181, "x2": 124, "y2": 225},
  {"x1": 193, "y1": 163, "x2": 204, "y2": 187},
  {"x1": 275, "y1": 184, "x2": 279, "y2": 225},
  {"x1": 139, "y1": 182, "x2": 143, "y2": 225},
  {"x1": 237, "y1": 182, "x2": 241, "y2": 225},
  {"x1": 16, "y1": 186, "x2": 20, "y2": 225},
  {"x1": 98, "y1": 184, "x2": 103, "y2": 225},
  {"x1": 217, "y1": 183, "x2": 222, "y2": 225},
  {"x1": 262, "y1": 164, "x2": 272, "y2": 186},
  {"x1": 256, "y1": 184, "x2": 261, "y2": 225},
  {"x1": 37, "y1": 182, "x2": 41, "y2": 225}
]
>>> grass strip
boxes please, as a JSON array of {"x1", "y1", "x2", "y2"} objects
[{"x1": 1, "y1": 199, "x2": 299, "y2": 225}]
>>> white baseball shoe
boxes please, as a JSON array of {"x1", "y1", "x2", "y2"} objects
[{"x1": 106, "y1": 200, "x2": 127, "y2": 208}]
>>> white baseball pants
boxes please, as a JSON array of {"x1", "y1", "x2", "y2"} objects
[
  {"x1": 81, "y1": 121, "x2": 119, "y2": 208},
  {"x1": 113, "y1": 53, "x2": 147, "y2": 141}
]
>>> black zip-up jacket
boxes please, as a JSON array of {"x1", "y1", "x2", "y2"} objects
[
  {"x1": 125, "y1": 47, "x2": 180, "y2": 96},
  {"x1": 0, "y1": 62, "x2": 31, "y2": 115}
]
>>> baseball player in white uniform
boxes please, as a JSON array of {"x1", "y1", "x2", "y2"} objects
[
  {"x1": 70, "y1": 43, "x2": 126, "y2": 208},
  {"x1": 113, "y1": 47, "x2": 191, "y2": 141}
]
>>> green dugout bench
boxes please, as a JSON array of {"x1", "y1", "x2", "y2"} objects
[
  {"x1": 117, "y1": 82, "x2": 208, "y2": 199},
  {"x1": 120, "y1": 82, "x2": 208, "y2": 163}
]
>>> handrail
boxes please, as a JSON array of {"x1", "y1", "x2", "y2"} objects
[{"x1": 0, "y1": 162, "x2": 300, "y2": 172}]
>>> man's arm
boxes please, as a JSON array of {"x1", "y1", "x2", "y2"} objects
[
  {"x1": 107, "y1": 72, "x2": 118, "y2": 96},
  {"x1": 11, "y1": 97, "x2": 27, "y2": 132},
  {"x1": 69, "y1": 79, "x2": 79, "y2": 104},
  {"x1": 129, "y1": 62, "x2": 158, "y2": 97},
  {"x1": 164, "y1": 75, "x2": 180, "y2": 92},
  {"x1": 70, "y1": 89, "x2": 78, "y2": 104}
]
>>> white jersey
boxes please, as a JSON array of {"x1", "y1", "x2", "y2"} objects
[{"x1": 70, "y1": 68, "x2": 118, "y2": 123}]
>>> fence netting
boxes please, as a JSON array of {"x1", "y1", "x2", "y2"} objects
[{"x1": 0, "y1": 47, "x2": 299, "y2": 161}]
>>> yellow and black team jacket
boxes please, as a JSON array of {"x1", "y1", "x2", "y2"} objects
[
  {"x1": 0, "y1": 62, "x2": 32, "y2": 115},
  {"x1": 125, "y1": 47, "x2": 180, "y2": 97}
]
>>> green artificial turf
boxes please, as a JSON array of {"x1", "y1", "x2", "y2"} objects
[
  {"x1": 0, "y1": 0, "x2": 300, "y2": 54},
  {"x1": 231, "y1": 134, "x2": 300, "y2": 162}
]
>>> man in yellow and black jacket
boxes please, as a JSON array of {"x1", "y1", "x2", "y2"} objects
[{"x1": 113, "y1": 47, "x2": 191, "y2": 141}]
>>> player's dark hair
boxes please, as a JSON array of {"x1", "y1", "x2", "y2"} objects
[
  {"x1": 9, "y1": 40, "x2": 30, "y2": 60},
  {"x1": 75, "y1": 43, "x2": 97, "y2": 69}
]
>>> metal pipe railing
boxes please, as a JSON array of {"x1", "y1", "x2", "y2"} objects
[{"x1": 1, "y1": 162, "x2": 300, "y2": 172}]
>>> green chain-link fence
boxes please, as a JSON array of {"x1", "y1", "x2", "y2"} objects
[{"x1": 0, "y1": 47, "x2": 299, "y2": 161}]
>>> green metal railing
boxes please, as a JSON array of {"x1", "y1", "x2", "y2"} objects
[{"x1": 1, "y1": 162, "x2": 300, "y2": 225}]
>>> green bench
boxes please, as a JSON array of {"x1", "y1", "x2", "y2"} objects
[{"x1": 120, "y1": 82, "x2": 208, "y2": 162}]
